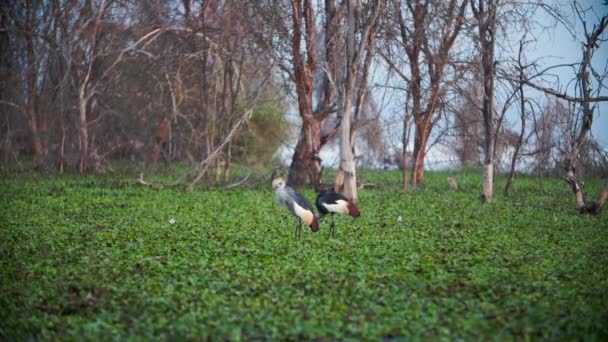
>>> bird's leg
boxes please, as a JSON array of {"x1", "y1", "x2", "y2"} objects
[
  {"x1": 296, "y1": 217, "x2": 302, "y2": 239},
  {"x1": 332, "y1": 214, "x2": 337, "y2": 238},
  {"x1": 294, "y1": 218, "x2": 299, "y2": 239},
  {"x1": 328, "y1": 214, "x2": 336, "y2": 238}
]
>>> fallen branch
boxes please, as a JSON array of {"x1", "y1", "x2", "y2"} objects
[
  {"x1": 185, "y1": 73, "x2": 273, "y2": 191},
  {"x1": 224, "y1": 171, "x2": 252, "y2": 189},
  {"x1": 137, "y1": 173, "x2": 164, "y2": 189},
  {"x1": 358, "y1": 183, "x2": 377, "y2": 190}
]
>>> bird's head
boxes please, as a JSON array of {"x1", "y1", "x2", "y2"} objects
[{"x1": 272, "y1": 177, "x2": 286, "y2": 190}]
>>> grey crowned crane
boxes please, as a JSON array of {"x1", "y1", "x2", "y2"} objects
[
  {"x1": 272, "y1": 177, "x2": 319, "y2": 238},
  {"x1": 315, "y1": 189, "x2": 360, "y2": 238}
]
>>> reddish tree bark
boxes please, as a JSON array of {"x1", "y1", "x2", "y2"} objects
[
  {"x1": 394, "y1": 0, "x2": 468, "y2": 187},
  {"x1": 287, "y1": 0, "x2": 335, "y2": 188}
]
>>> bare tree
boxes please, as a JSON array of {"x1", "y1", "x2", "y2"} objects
[
  {"x1": 286, "y1": 0, "x2": 344, "y2": 188},
  {"x1": 562, "y1": 11, "x2": 608, "y2": 214},
  {"x1": 75, "y1": 0, "x2": 109, "y2": 172},
  {"x1": 288, "y1": 0, "x2": 322, "y2": 187},
  {"x1": 334, "y1": 0, "x2": 382, "y2": 202},
  {"x1": 471, "y1": 0, "x2": 497, "y2": 202},
  {"x1": 24, "y1": 0, "x2": 46, "y2": 169},
  {"x1": 382, "y1": 0, "x2": 468, "y2": 187},
  {"x1": 507, "y1": 4, "x2": 608, "y2": 213},
  {"x1": 1, "y1": 0, "x2": 286, "y2": 178},
  {"x1": 504, "y1": 37, "x2": 531, "y2": 194}
]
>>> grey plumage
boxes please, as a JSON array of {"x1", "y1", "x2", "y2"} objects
[{"x1": 272, "y1": 177, "x2": 319, "y2": 237}]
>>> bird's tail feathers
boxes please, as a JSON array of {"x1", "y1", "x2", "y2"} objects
[
  {"x1": 310, "y1": 216, "x2": 319, "y2": 232},
  {"x1": 347, "y1": 201, "x2": 360, "y2": 218}
]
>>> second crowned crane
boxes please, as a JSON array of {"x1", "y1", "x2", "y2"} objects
[{"x1": 316, "y1": 189, "x2": 360, "y2": 238}]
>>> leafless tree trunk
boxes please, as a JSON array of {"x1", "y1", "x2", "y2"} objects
[
  {"x1": 387, "y1": 0, "x2": 468, "y2": 187},
  {"x1": 287, "y1": 0, "x2": 342, "y2": 189},
  {"x1": 562, "y1": 14, "x2": 608, "y2": 214},
  {"x1": 402, "y1": 91, "x2": 412, "y2": 190},
  {"x1": 504, "y1": 38, "x2": 529, "y2": 195},
  {"x1": 334, "y1": 0, "x2": 382, "y2": 202},
  {"x1": 74, "y1": 0, "x2": 107, "y2": 173},
  {"x1": 507, "y1": 6, "x2": 607, "y2": 213},
  {"x1": 287, "y1": 0, "x2": 321, "y2": 188},
  {"x1": 564, "y1": 19, "x2": 607, "y2": 177},
  {"x1": 472, "y1": 0, "x2": 497, "y2": 203},
  {"x1": 25, "y1": 0, "x2": 45, "y2": 169}
]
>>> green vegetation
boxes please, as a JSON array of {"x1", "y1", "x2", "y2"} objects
[
  {"x1": 1, "y1": 170, "x2": 607, "y2": 340},
  {"x1": 233, "y1": 86, "x2": 289, "y2": 165}
]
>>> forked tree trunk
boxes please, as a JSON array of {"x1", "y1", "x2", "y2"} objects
[
  {"x1": 397, "y1": 0, "x2": 467, "y2": 187},
  {"x1": 287, "y1": 0, "x2": 321, "y2": 189},
  {"x1": 287, "y1": 0, "x2": 345, "y2": 187},
  {"x1": 561, "y1": 15, "x2": 608, "y2": 214},
  {"x1": 564, "y1": 177, "x2": 608, "y2": 215},
  {"x1": 288, "y1": 118, "x2": 322, "y2": 188}
]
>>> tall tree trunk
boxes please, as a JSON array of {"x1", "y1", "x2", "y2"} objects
[
  {"x1": 504, "y1": 50, "x2": 527, "y2": 195},
  {"x1": 473, "y1": 0, "x2": 497, "y2": 203},
  {"x1": 78, "y1": 83, "x2": 89, "y2": 173},
  {"x1": 151, "y1": 72, "x2": 182, "y2": 165},
  {"x1": 411, "y1": 121, "x2": 431, "y2": 187},
  {"x1": 561, "y1": 14, "x2": 607, "y2": 215},
  {"x1": 288, "y1": 118, "x2": 322, "y2": 187},
  {"x1": 287, "y1": 0, "x2": 321, "y2": 188},
  {"x1": 75, "y1": 0, "x2": 105, "y2": 173},
  {"x1": 25, "y1": 0, "x2": 44, "y2": 169},
  {"x1": 395, "y1": 0, "x2": 467, "y2": 187},
  {"x1": 335, "y1": 0, "x2": 358, "y2": 199},
  {"x1": 402, "y1": 110, "x2": 411, "y2": 190},
  {"x1": 151, "y1": 117, "x2": 171, "y2": 164},
  {"x1": 564, "y1": 17, "x2": 603, "y2": 177},
  {"x1": 334, "y1": 0, "x2": 381, "y2": 202},
  {"x1": 336, "y1": 88, "x2": 357, "y2": 201}
]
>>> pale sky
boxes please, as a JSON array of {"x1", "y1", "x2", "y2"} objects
[
  {"x1": 279, "y1": 1, "x2": 608, "y2": 169},
  {"x1": 523, "y1": 0, "x2": 607, "y2": 146}
]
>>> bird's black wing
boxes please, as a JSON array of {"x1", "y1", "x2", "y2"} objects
[
  {"x1": 316, "y1": 190, "x2": 348, "y2": 214},
  {"x1": 292, "y1": 191, "x2": 315, "y2": 213}
]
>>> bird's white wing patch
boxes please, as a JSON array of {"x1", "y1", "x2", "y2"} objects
[
  {"x1": 322, "y1": 200, "x2": 349, "y2": 215},
  {"x1": 293, "y1": 201, "x2": 314, "y2": 225}
]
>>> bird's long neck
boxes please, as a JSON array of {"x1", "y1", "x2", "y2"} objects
[{"x1": 275, "y1": 186, "x2": 293, "y2": 205}]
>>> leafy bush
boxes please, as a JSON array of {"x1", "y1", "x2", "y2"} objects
[{"x1": 232, "y1": 86, "x2": 289, "y2": 166}]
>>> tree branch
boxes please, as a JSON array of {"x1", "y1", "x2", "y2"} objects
[{"x1": 498, "y1": 75, "x2": 608, "y2": 102}]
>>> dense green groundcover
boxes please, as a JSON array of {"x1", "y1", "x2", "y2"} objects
[{"x1": 1, "y1": 169, "x2": 607, "y2": 340}]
